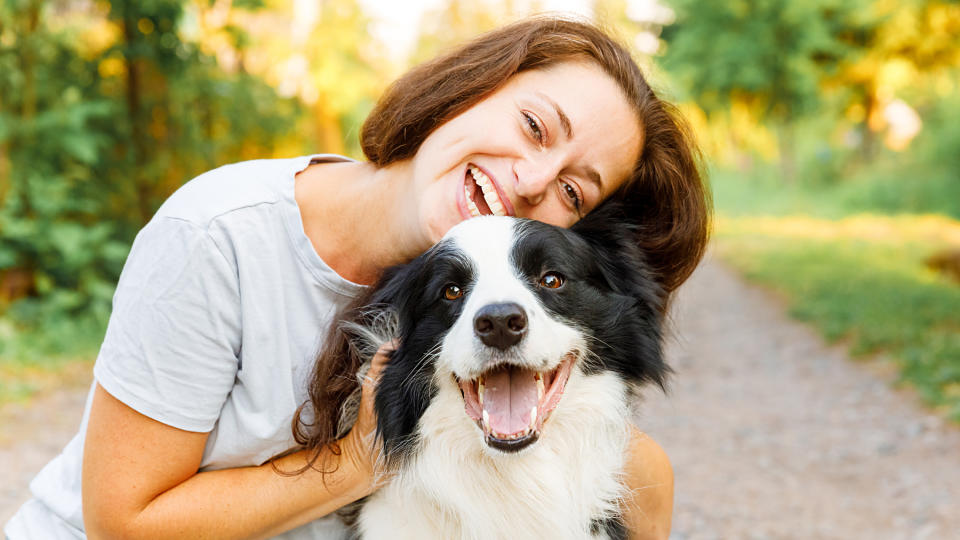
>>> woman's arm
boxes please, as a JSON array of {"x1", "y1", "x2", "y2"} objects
[
  {"x1": 622, "y1": 429, "x2": 674, "y2": 540},
  {"x1": 82, "y1": 347, "x2": 390, "y2": 539},
  {"x1": 82, "y1": 383, "x2": 369, "y2": 540}
]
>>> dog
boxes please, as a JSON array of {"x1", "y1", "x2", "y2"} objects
[{"x1": 309, "y1": 203, "x2": 668, "y2": 539}]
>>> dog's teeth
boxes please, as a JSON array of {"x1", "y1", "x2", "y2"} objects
[
  {"x1": 478, "y1": 380, "x2": 485, "y2": 404},
  {"x1": 529, "y1": 406, "x2": 538, "y2": 427},
  {"x1": 482, "y1": 409, "x2": 490, "y2": 430},
  {"x1": 536, "y1": 375, "x2": 545, "y2": 400}
]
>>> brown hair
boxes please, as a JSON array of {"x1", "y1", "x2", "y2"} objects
[
  {"x1": 293, "y1": 16, "x2": 710, "y2": 472},
  {"x1": 362, "y1": 16, "x2": 711, "y2": 297}
]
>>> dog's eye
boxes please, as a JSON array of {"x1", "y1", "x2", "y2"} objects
[
  {"x1": 443, "y1": 284, "x2": 464, "y2": 300},
  {"x1": 539, "y1": 272, "x2": 564, "y2": 289}
]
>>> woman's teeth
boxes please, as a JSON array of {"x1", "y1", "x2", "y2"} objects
[{"x1": 465, "y1": 166, "x2": 507, "y2": 217}]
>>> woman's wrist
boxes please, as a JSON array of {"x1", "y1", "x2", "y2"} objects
[{"x1": 334, "y1": 427, "x2": 380, "y2": 497}]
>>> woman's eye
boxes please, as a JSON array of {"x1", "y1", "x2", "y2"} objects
[
  {"x1": 560, "y1": 180, "x2": 583, "y2": 211},
  {"x1": 443, "y1": 284, "x2": 464, "y2": 300},
  {"x1": 538, "y1": 272, "x2": 564, "y2": 289},
  {"x1": 522, "y1": 112, "x2": 544, "y2": 143}
]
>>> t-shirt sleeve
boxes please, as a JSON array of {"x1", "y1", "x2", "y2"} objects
[{"x1": 94, "y1": 216, "x2": 242, "y2": 432}]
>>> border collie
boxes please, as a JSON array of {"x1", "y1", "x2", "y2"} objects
[{"x1": 312, "y1": 204, "x2": 667, "y2": 539}]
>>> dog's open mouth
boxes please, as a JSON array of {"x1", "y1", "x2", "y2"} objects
[{"x1": 457, "y1": 353, "x2": 576, "y2": 452}]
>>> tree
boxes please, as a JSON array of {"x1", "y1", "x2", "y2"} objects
[
  {"x1": 0, "y1": 0, "x2": 301, "y2": 355},
  {"x1": 825, "y1": 0, "x2": 960, "y2": 159},
  {"x1": 660, "y1": 0, "x2": 876, "y2": 182}
]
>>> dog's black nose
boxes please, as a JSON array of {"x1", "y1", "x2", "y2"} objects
[{"x1": 474, "y1": 302, "x2": 527, "y2": 349}]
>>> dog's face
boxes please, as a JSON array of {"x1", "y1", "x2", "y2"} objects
[{"x1": 367, "y1": 204, "x2": 666, "y2": 460}]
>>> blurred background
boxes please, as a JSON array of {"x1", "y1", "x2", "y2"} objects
[{"x1": 0, "y1": 0, "x2": 957, "y2": 421}]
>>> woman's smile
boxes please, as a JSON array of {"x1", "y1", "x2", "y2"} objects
[{"x1": 460, "y1": 164, "x2": 515, "y2": 218}]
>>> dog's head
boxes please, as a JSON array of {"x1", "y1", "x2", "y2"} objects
[{"x1": 366, "y1": 202, "x2": 667, "y2": 461}]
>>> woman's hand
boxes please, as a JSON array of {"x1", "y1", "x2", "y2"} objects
[{"x1": 337, "y1": 341, "x2": 395, "y2": 488}]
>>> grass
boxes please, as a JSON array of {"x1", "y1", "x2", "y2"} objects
[
  {"x1": 713, "y1": 214, "x2": 960, "y2": 420},
  {"x1": 0, "y1": 356, "x2": 94, "y2": 405},
  {"x1": 0, "y1": 315, "x2": 101, "y2": 404}
]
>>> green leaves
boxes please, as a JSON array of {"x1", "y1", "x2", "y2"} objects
[
  {"x1": 662, "y1": 0, "x2": 872, "y2": 119},
  {"x1": 0, "y1": 0, "x2": 299, "y2": 364}
]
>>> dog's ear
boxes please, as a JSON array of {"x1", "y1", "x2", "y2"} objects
[
  {"x1": 363, "y1": 256, "x2": 438, "y2": 466},
  {"x1": 572, "y1": 200, "x2": 669, "y2": 390},
  {"x1": 572, "y1": 200, "x2": 663, "y2": 306},
  {"x1": 372, "y1": 341, "x2": 435, "y2": 466},
  {"x1": 366, "y1": 262, "x2": 422, "y2": 317}
]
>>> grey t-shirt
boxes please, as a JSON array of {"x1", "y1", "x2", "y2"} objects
[{"x1": 6, "y1": 155, "x2": 364, "y2": 539}]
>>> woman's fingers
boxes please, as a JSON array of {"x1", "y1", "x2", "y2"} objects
[
  {"x1": 343, "y1": 340, "x2": 398, "y2": 482},
  {"x1": 360, "y1": 340, "x2": 396, "y2": 406}
]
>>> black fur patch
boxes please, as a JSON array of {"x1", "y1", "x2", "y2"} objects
[
  {"x1": 368, "y1": 241, "x2": 476, "y2": 464},
  {"x1": 589, "y1": 514, "x2": 628, "y2": 539}
]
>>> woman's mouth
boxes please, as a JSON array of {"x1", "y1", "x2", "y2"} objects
[{"x1": 463, "y1": 165, "x2": 510, "y2": 218}]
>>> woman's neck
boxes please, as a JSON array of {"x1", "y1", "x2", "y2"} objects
[{"x1": 295, "y1": 160, "x2": 428, "y2": 285}]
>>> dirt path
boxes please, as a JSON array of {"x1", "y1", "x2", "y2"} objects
[
  {"x1": 0, "y1": 377, "x2": 89, "y2": 526},
  {"x1": 639, "y1": 254, "x2": 960, "y2": 539},
  {"x1": 2, "y1": 256, "x2": 959, "y2": 537}
]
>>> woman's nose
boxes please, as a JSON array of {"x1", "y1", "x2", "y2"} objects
[{"x1": 514, "y1": 158, "x2": 560, "y2": 206}]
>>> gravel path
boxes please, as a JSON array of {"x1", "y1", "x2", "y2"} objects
[
  {"x1": 639, "y1": 254, "x2": 960, "y2": 539},
  {"x1": 2, "y1": 256, "x2": 959, "y2": 537}
]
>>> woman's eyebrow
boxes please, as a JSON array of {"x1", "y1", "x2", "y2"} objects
[
  {"x1": 584, "y1": 167, "x2": 602, "y2": 191},
  {"x1": 536, "y1": 91, "x2": 572, "y2": 139},
  {"x1": 534, "y1": 92, "x2": 603, "y2": 191}
]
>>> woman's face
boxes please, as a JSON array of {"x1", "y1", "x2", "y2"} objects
[{"x1": 408, "y1": 61, "x2": 643, "y2": 243}]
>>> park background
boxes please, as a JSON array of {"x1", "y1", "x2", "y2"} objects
[{"x1": 0, "y1": 0, "x2": 958, "y2": 425}]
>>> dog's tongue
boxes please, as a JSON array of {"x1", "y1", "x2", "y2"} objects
[{"x1": 482, "y1": 365, "x2": 539, "y2": 435}]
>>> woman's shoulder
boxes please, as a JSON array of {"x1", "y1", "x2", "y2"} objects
[{"x1": 153, "y1": 155, "x2": 325, "y2": 229}]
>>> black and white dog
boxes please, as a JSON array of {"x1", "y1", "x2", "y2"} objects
[{"x1": 328, "y1": 204, "x2": 668, "y2": 538}]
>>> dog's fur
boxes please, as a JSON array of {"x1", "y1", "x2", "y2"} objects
[{"x1": 321, "y1": 204, "x2": 668, "y2": 539}]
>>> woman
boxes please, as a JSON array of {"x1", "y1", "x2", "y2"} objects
[{"x1": 5, "y1": 17, "x2": 708, "y2": 540}]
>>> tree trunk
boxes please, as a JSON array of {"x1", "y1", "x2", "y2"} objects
[
  {"x1": 13, "y1": 1, "x2": 41, "y2": 217},
  {"x1": 777, "y1": 121, "x2": 797, "y2": 184},
  {"x1": 121, "y1": 2, "x2": 151, "y2": 224},
  {"x1": 861, "y1": 90, "x2": 879, "y2": 162}
]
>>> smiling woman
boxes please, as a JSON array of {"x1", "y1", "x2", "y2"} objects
[{"x1": 6, "y1": 16, "x2": 708, "y2": 540}]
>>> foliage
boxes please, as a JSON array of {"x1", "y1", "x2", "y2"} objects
[
  {"x1": 662, "y1": 0, "x2": 867, "y2": 118},
  {"x1": 0, "y1": 0, "x2": 301, "y2": 366},
  {"x1": 660, "y1": 0, "x2": 878, "y2": 180},
  {"x1": 715, "y1": 215, "x2": 960, "y2": 420},
  {"x1": 659, "y1": 0, "x2": 960, "y2": 182},
  {"x1": 711, "y1": 89, "x2": 960, "y2": 220},
  {"x1": 833, "y1": 92, "x2": 960, "y2": 217}
]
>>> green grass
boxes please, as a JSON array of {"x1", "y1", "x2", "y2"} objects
[
  {"x1": 0, "y1": 315, "x2": 101, "y2": 403},
  {"x1": 710, "y1": 165, "x2": 960, "y2": 220},
  {"x1": 714, "y1": 215, "x2": 960, "y2": 419}
]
